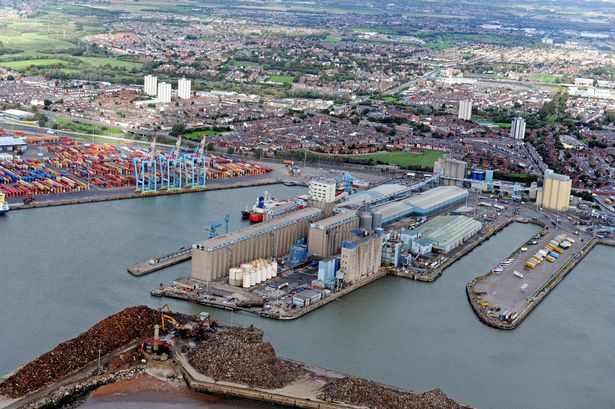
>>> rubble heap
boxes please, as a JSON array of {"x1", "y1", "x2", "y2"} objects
[
  {"x1": 187, "y1": 327, "x2": 304, "y2": 389},
  {"x1": 0, "y1": 306, "x2": 159, "y2": 398},
  {"x1": 319, "y1": 378, "x2": 468, "y2": 409}
]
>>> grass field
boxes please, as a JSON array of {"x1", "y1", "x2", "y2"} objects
[
  {"x1": 268, "y1": 75, "x2": 294, "y2": 84},
  {"x1": 349, "y1": 149, "x2": 443, "y2": 168},
  {"x1": 52, "y1": 117, "x2": 124, "y2": 135},
  {"x1": 522, "y1": 73, "x2": 563, "y2": 84},
  {"x1": 0, "y1": 59, "x2": 70, "y2": 70},
  {"x1": 76, "y1": 56, "x2": 142, "y2": 69},
  {"x1": 227, "y1": 60, "x2": 261, "y2": 68},
  {"x1": 181, "y1": 129, "x2": 224, "y2": 141}
]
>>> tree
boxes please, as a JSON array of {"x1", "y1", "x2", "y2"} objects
[
  {"x1": 227, "y1": 146, "x2": 235, "y2": 155},
  {"x1": 170, "y1": 123, "x2": 186, "y2": 136},
  {"x1": 43, "y1": 99, "x2": 52, "y2": 108},
  {"x1": 207, "y1": 142, "x2": 214, "y2": 151}
]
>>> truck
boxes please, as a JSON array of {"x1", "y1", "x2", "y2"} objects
[
  {"x1": 513, "y1": 271, "x2": 524, "y2": 279},
  {"x1": 549, "y1": 251, "x2": 560, "y2": 259},
  {"x1": 537, "y1": 249, "x2": 548, "y2": 257},
  {"x1": 545, "y1": 255, "x2": 555, "y2": 263},
  {"x1": 525, "y1": 261, "x2": 536, "y2": 269},
  {"x1": 551, "y1": 246, "x2": 564, "y2": 254},
  {"x1": 560, "y1": 241, "x2": 571, "y2": 249}
]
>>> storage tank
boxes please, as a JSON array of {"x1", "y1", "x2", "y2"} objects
[
  {"x1": 256, "y1": 268, "x2": 262, "y2": 284},
  {"x1": 250, "y1": 271, "x2": 256, "y2": 286},
  {"x1": 265, "y1": 265, "x2": 273, "y2": 280},
  {"x1": 359, "y1": 213, "x2": 372, "y2": 229},
  {"x1": 371, "y1": 212, "x2": 383, "y2": 229},
  {"x1": 240, "y1": 263, "x2": 252, "y2": 271},
  {"x1": 271, "y1": 261, "x2": 278, "y2": 277},
  {"x1": 242, "y1": 273, "x2": 251, "y2": 288}
]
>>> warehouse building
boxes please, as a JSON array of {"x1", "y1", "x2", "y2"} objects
[
  {"x1": 339, "y1": 233, "x2": 382, "y2": 283},
  {"x1": 308, "y1": 210, "x2": 359, "y2": 257},
  {"x1": 376, "y1": 186, "x2": 468, "y2": 225},
  {"x1": 0, "y1": 137, "x2": 27, "y2": 153},
  {"x1": 536, "y1": 169, "x2": 571, "y2": 211},
  {"x1": 0, "y1": 109, "x2": 35, "y2": 121},
  {"x1": 337, "y1": 183, "x2": 412, "y2": 209},
  {"x1": 191, "y1": 207, "x2": 323, "y2": 282},
  {"x1": 412, "y1": 215, "x2": 482, "y2": 253}
]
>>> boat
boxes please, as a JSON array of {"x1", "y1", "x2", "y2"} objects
[
  {"x1": 246, "y1": 191, "x2": 304, "y2": 223},
  {"x1": 0, "y1": 192, "x2": 9, "y2": 215},
  {"x1": 241, "y1": 207, "x2": 250, "y2": 220}
]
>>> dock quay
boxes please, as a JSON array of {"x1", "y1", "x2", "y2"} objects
[
  {"x1": 151, "y1": 269, "x2": 388, "y2": 321},
  {"x1": 10, "y1": 178, "x2": 284, "y2": 211},
  {"x1": 128, "y1": 246, "x2": 193, "y2": 276},
  {"x1": 467, "y1": 232, "x2": 615, "y2": 330}
]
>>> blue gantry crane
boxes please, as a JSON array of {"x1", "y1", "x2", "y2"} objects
[
  {"x1": 205, "y1": 214, "x2": 230, "y2": 238},
  {"x1": 134, "y1": 137, "x2": 158, "y2": 193}
]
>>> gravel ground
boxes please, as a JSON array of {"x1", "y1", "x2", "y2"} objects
[
  {"x1": 318, "y1": 377, "x2": 469, "y2": 409},
  {"x1": 187, "y1": 327, "x2": 305, "y2": 389},
  {"x1": 0, "y1": 306, "x2": 160, "y2": 398}
]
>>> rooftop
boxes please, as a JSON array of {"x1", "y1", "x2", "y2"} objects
[
  {"x1": 310, "y1": 210, "x2": 357, "y2": 230},
  {"x1": 412, "y1": 215, "x2": 482, "y2": 250},
  {"x1": 0, "y1": 137, "x2": 27, "y2": 147},
  {"x1": 197, "y1": 207, "x2": 323, "y2": 250}
]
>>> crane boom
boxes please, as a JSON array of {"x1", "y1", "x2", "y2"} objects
[
  {"x1": 173, "y1": 136, "x2": 182, "y2": 158},
  {"x1": 148, "y1": 136, "x2": 157, "y2": 160}
]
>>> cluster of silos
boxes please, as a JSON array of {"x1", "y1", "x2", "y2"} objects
[
  {"x1": 359, "y1": 211, "x2": 384, "y2": 230},
  {"x1": 228, "y1": 259, "x2": 278, "y2": 289}
]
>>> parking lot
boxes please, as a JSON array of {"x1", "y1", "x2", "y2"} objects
[{"x1": 473, "y1": 229, "x2": 583, "y2": 315}]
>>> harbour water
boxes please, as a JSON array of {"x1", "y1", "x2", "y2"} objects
[{"x1": 1, "y1": 185, "x2": 614, "y2": 409}]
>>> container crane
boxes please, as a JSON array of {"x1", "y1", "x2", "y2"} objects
[
  {"x1": 134, "y1": 136, "x2": 158, "y2": 192},
  {"x1": 205, "y1": 214, "x2": 230, "y2": 238},
  {"x1": 184, "y1": 135, "x2": 207, "y2": 189}
]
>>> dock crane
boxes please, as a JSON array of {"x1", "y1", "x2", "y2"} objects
[{"x1": 205, "y1": 214, "x2": 230, "y2": 238}]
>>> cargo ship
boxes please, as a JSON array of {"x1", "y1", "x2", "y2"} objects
[
  {"x1": 0, "y1": 191, "x2": 9, "y2": 215},
  {"x1": 244, "y1": 191, "x2": 306, "y2": 223}
]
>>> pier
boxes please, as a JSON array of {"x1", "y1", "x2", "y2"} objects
[
  {"x1": 467, "y1": 235, "x2": 615, "y2": 330},
  {"x1": 128, "y1": 246, "x2": 193, "y2": 276}
]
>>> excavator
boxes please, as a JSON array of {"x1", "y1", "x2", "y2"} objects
[{"x1": 157, "y1": 304, "x2": 215, "y2": 339}]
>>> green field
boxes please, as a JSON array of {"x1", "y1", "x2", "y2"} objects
[
  {"x1": 76, "y1": 56, "x2": 142, "y2": 69},
  {"x1": 522, "y1": 73, "x2": 563, "y2": 84},
  {"x1": 227, "y1": 60, "x2": 261, "y2": 68},
  {"x1": 0, "y1": 59, "x2": 70, "y2": 70},
  {"x1": 268, "y1": 75, "x2": 294, "y2": 84},
  {"x1": 181, "y1": 129, "x2": 224, "y2": 141},
  {"x1": 52, "y1": 117, "x2": 124, "y2": 135},
  {"x1": 349, "y1": 149, "x2": 443, "y2": 168},
  {"x1": 323, "y1": 35, "x2": 343, "y2": 42}
]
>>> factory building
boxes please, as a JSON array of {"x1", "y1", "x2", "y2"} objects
[
  {"x1": 376, "y1": 186, "x2": 468, "y2": 225},
  {"x1": 0, "y1": 109, "x2": 35, "y2": 121},
  {"x1": 536, "y1": 169, "x2": 571, "y2": 211},
  {"x1": 309, "y1": 179, "x2": 337, "y2": 203},
  {"x1": 458, "y1": 99, "x2": 473, "y2": 120},
  {"x1": 339, "y1": 233, "x2": 382, "y2": 283},
  {"x1": 308, "y1": 210, "x2": 359, "y2": 258},
  {"x1": 434, "y1": 156, "x2": 467, "y2": 187},
  {"x1": 177, "y1": 77, "x2": 192, "y2": 99},
  {"x1": 192, "y1": 207, "x2": 323, "y2": 282},
  {"x1": 412, "y1": 215, "x2": 482, "y2": 253},
  {"x1": 143, "y1": 75, "x2": 158, "y2": 96},
  {"x1": 157, "y1": 82, "x2": 172, "y2": 103},
  {"x1": 337, "y1": 183, "x2": 412, "y2": 209}
]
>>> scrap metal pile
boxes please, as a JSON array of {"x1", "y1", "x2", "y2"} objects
[
  {"x1": 187, "y1": 327, "x2": 304, "y2": 389},
  {"x1": 0, "y1": 306, "x2": 159, "y2": 398},
  {"x1": 318, "y1": 378, "x2": 468, "y2": 409}
]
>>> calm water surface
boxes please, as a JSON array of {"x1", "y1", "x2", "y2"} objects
[{"x1": 1, "y1": 186, "x2": 613, "y2": 409}]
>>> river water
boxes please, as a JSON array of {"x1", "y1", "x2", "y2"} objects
[{"x1": 1, "y1": 185, "x2": 613, "y2": 409}]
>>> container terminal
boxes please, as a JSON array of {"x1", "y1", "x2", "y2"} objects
[
  {"x1": 0, "y1": 306, "x2": 469, "y2": 409},
  {"x1": 144, "y1": 156, "x2": 613, "y2": 323}
]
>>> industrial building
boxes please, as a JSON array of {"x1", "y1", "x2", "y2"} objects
[
  {"x1": 411, "y1": 215, "x2": 482, "y2": 253},
  {"x1": 0, "y1": 137, "x2": 27, "y2": 153},
  {"x1": 191, "y1": 207, "x2": 323, "y2": 282},
  {"x1": 309, "y1": 179, "x2": 337, "y2": 203},
  {"x1": 308, "y1": 210, "x2": 359, "y2": 258},
  {"x1": 375, "y1": 185, "x2": 468, "y2": 225},
  {"x1": 338, "y1": 183, "x2": 413, "y2": 209},
  {"x1": 177, "y1": 77, "x2": 192, "y2": 99},
  {"x1": 143, "y1": 75, "x2": 158, "y2": 96},
  {"x1": 339, "y1": 232, "x2": 382, "y2": 283},
  {"x1": 458, "y1": 99, "x2": 472, "y2": 120},
  {"x1": 537, "y1": 169, "x2": 571, "y2": 211},
  {"x1": 434, "y1": 156, "x2": 467, "y2": 187},
  {"x1": 0, "y1": 109, "x2": 35, "y2": 121}
]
